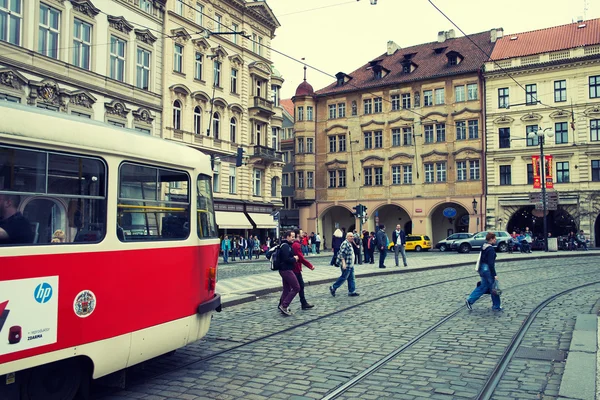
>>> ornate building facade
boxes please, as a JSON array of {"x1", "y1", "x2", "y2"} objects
[
  {"x1": 162, "y1": 0, "x2": 282, "y2": 236},
  {"x1": 0, "y1": 0, "x2": 165, "y2": 134},
  {"x1": 484, "y1": 18, "x2": 600, "y2": 244}
]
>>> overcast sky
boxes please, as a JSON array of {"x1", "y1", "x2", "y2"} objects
[{"x1": 267, "y1": 0, "x2": 600, "y2": 99}]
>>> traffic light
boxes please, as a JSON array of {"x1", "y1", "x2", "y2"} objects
[
  {"x1": 235, "y1": 147, "x2": 244, "y2": 167},
  {"x1": 361, "y1": 205, "x2": 368, "y2": 217},
  {"x1": 352, "y1": 205, "x2": 360, "y2": 217}
]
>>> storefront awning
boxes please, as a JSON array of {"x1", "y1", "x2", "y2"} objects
[
  {"x1": 215, "y1": 211, "x2": 253, "y2": 229},
  {"x1": 247, "y1": 213, "x2": 277, "y2": 229}
]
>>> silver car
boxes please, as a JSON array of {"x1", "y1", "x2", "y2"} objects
[
  {"x1": 451, "y1": 231, "x2": 512, "y2": 253},
  {"x1": 435, "y1": 233, "x2": 473, "y2": 252}
]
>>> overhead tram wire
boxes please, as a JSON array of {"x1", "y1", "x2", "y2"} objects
[{"x1": 277, "y1": 1, "x2": 358, "y2": 17}]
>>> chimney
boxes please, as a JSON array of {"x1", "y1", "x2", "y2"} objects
[
  {"x1": 577, "y1": 16, "x2": 584, "y2": 23},
  {"x1": 387, "y1": 40, "x2": 401, "y2": 56},
  {"x1": 490, "y1": 28, "x2": 504, "y2": 43},
  {"x1": 447, "y1": 29, "x2": 455, "y2": 39},
  {"x1": 437, "y1": 31, "x2": 446, "y2": 43}
]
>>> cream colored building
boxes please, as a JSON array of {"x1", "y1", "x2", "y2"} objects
[
  {"x1": 0, "y1": 0, "x2": 165, "y2": 134},
  {"x1": 162, "y1": 0, "x2": 282, "y2": 235},
  {"x1": 484, "y1": 19, "x2": 600, "y2": 244}
]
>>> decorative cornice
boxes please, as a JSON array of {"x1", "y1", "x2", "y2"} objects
[
  {"x1": 324, "y1": 124, "x2": 348, "y2": 133},
  {"x1": 452, "y1": 107, "x2": 481, "y2": 117},
  {"x1": 421, "y1": 111, "x2": 448, "y2": 120},
  {"x1": 213, "y1": 97, "x2": 228, "y2": 108},
  {"x1": 493, "y1": 115, "x2": 514, "y2": 125},
  {"x1": 228, "y1": 103, "x2": 244, "y2": 114},
  {"x1": 192, "y1": 90, "x2": 210, "y2": 102},
  {"x1": 325, "y1": 159, "x2": 348, "y2": 166},
  {"x1": 388, "y1": 116, "x2": 414, "y2": 125},
  {"x1": 170, "y1": 84, "x2": 191, "y2": 96},
  {"x1": 420, "y1": 150, "x2": 449, "y2": 159},
  {"x1": 212, "y1": 46, "x2": 229, "y2": 58},
  {"x1": 584, "y1": 105, "x2": 600, "y2": 118},
  {"x1": 134, "y1": 29, "x2": 158, "y2": 45},
  {"x1": 360, "y1": 156, "x2": 385, "y2": 163},
  {"x1": 69, "y1": 90, "x2": 96, "y2": 108},
  {"x1": 133, "y1": 107, "x2": 154, "y2": 123},
  {"x1": 105, "y1": 100, "x2": 131, "y2": 118},
  {"x1": 452, "y1": 146, "x2": 482, "y2": 156},
  {"x1": 0, "y1": 68, "x2": 27, "y2": 90},
  {"x1": 520, "y1": 112, "x2": 543, "y2": 122},
  {"x1": 28, "y1": 80, "x2": 69, "y2": 110},
  {"x1": 107, "y1": 15, "x2": 134, "y2": 34},
  {"x1": 549, "y1": 109, "x2": 571, "y2": 120},
  {"x1": 388, "y1": 152, "x2": 415, "y2": 161},
  {"x1": 360, "y1": 119, "x2": 385, "y2": 128},
  {"x1": 192, "y1": 37, "x2": 210, "y2": 50},
  {"x1": 248, "y1": 61, "x2": 272, "y2": 77},
  {"x1": 170, "y1": 27, "x2": 192, "y2": 42},
  {"x1": 70, "y1": 0, "x2": 100, "y2": 17},
  {"x1": 228, "y1": 54, "x2": 244, "y2": 66}
]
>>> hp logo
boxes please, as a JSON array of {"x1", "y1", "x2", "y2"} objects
[{"x1": 34, "y1": 283, "x2": 53, "y2": 304}]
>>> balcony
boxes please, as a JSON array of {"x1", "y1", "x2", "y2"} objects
[
  {"x1": 251, "y1": 145, "x2": 284, "y2": 164},
  {"x1": 249, "y1": 96, "x2": 275, "y2": 118}
]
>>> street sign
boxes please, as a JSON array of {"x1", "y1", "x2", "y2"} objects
[
  {"x1": 535, "y1": 202, "x2": 558, "y2": 210},
  {"x1": 529, "y1": 192, "x2": 558, "y2": 203}
]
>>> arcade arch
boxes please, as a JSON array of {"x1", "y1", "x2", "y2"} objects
[
  {"x1": 319, "y1": 205, "x2": 355, "y2": 249},
  {"x1": 429, "y1": 202, "x2": 471, "y2": 244}
]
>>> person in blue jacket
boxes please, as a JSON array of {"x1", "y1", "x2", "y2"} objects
[{"x1": 465, "y1": 232, "x2": 502, "y2": 311}]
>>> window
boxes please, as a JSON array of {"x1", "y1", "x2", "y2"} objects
[
  {"x1": 307, "y1": 172, "x2": 314, "y2": 189},
  {"x1": 423, "y1": 90, "x2": 433, "y2": 106},
  {"x1": 230, "y1": 68, "x2": 238, "y2": 93},
  {"x1": 297, "y1": 137, "x2": 304, "y2": 153},
  {"x1": 424, "y1": 125, "x2": 434, "y2": 143},
  {"x1": 119, "y1": 163, "x2": 189, "y2": 241},
  {"x1": 338, "y1": 170, "x2": 346, "y2": 187},
  {"x1": 592, "y1": 160, "x2": 600, "y2": 181},
  {"x1": 212, "y1": 112, "x2": 220, "y2": 139},
  {"x1": 227, "y1": 166, "x2": 236, "y2": 194},
  {"x1": 136, "y1": 48, "x2": 150, "y2": 90},
  {"x1": 374, "y1": 97, "x2": 382, "y2": 113},
  {"x1": 392, "y1": 166, "x2": 401, "y2": 184},
  {"x1": 271, "y1": 85, "x2": 279, "y2": 106},
  {"x1": 467, "y1": 83, "x2": 478, "y2": 100},
  {"x1": 391, "y1": 94, "x2": 400, "y2": 111},
  {"x1": 554, "y1": 80, "x2": 566, "y2": 102},
  {"x1": 73, "y1": 19, "x2": 91, "y2": 70},
  {"x1": 403, "y1": 127, "x2": 412, "y2": 146},
  {"x1": 556, "y1": 162, "x2": 569, "y2": 183},
  {"x1": 328, "y1": 171, "x2": 336, "y2": 188},
  {"x1": 338, "y1": 103, "x2": 345, "y2": 118},
  {"x1": 434, "y1": 88, "x2": 445, "y2": 105},
  {"x1": 197, "y1": 175, "x2": 217, "y2": 239},
  {"x1": 590, "y1": 76, "x2": 600, "y2": 99},
  {"x1": 39, "y1": 4, "x2": 60, "y2": 59},
  {"x1": 527, "y1": 164, "x2": 534, "y2": 185},
  {"x1": 0, "y1": 0, "x2": 22, "y2": 45},
  {"x1": 555, "y1": 122, "x2": 568, "y2": 144},
  {"x1": 213, "y1": 60, "x2": 221, "y2": 86},
  {"x1": 500, "y1": 165, "x2": 511, "y2": 185},
  {"x1": 592, "y1": 119, "x2": 600, "y2": 141},
  {"x1": 255, "y1": 79, "x2": 262, "y2": 97},
  {"x1": 254, "y1": 123, "x2": 262, "y2": 145},
  {"x1": 436, "y1": 162, "x2": 446, "y2": 182},
  {"x1": 72, "y1": 111, "x2": 91, "y2": 118},
  {"x1": 338, "y1": 135, "x2": 346, "y2": 152},
  {"x1": 306, "y1": 138, "x2": 313, "y2": 153},
  {"x1": 173, "y1": 44, "x2": 183, "y2": 73},
  {"x1": 498, "y1": 88, "x2": 509, "y2": 108},
  {"x1": 455, "y1": 86, "x2": 465, "y2": 102},
  {"x1": 364, "y1": 168, "x2": 372, "y2": 186},
  {"x1": 271, "y1": 127, "x2": 278, "y2": 150},
  {"x1": 456, "y1": 121, "x2": 466, "y2": 140},
  {"x1": 0, "y1": 93, "x2": 20, "y2": 102},
  {"x1": 526, "y1": 125, "x2": 540, "y2": 146},
  {"x1": 194, "y1": 52, "x2": 203, "y2": 80},
  {"x1": 257, "y1": 36, "x2": 263, "y2": 56},
  {"x1": 468, "y1": 120, "x2": 478, "y2": 139},
  {"x1": 414, "y1": 92, "x2": 420, "y2": 107},
  {"x1": 374, "y1": 167, "x2": 383, "y2": 185},
  {"x1": 175, "y1": 0, "x2": 183, "y2": 15},
  {"x1": 297, "y1": 106, "x2": 304, "y2": 121},
  {"x1": 328, "y1": 136, "x2": 336, "y2": 153},
  {"x1": 526, "y1": 84, "x2": 537, "y2": 105},
  {"x1": 194, "y1": 106, "x2": 202, "y2": 135},
  {"x1": 231, "y1": 23, "x2": 238, "y2": 44},
  {"x1": 307, "y1": 106, "x2": 313, "y2": 121},
  {"x1": 173, "y1": 100, "x2": 181, "y2": 130},
  {"x1": 0, "y1": 146, "x2": 107, "y2": 246},
  {"x1": 436, "y1": 124, "x2": 445, "y2": 142},
  {"x1": 328, "y1": 104, "x2": 336, "y2": 119},
  {"x1": 364, "y1": 99, "x2": 372, "y2": 114},
  {"x1": 196, "y1": 3, "x2": 203, "y2": 25},
  {"x1": 469, "y1": 160, "x2": 480, "y2": 180},
  {"x1": 212, "y1": 164, "x2": 220, "y2": 193},
  {"x1": 499, "y1": 128, "x2": 510, "y2": 148},
  {"x1": 364, "y1": 132, "x2": 372, "y2": 149},
  {"x1": 282, "y1": 173, "x2": 290, "y2": 187},
  {"x1": 402, "y1": 93, "x2": 411, "y2": 109},
  {"x1": 424, "y1": 163, "x2": 434, "y2": 183},
  {"x1": 403, "y1": 165, "x2": 412, "y2": 184},
  {"x1": 374, "y1": 131, "x2": 383, "y2": 148},
  {"x1": 215, "y1": 13, "x2": 222, "y2": 32},
  {"x1": 253, "y1": 169, "x2": 262, "y2": 196},
  {"x1": 229, "y1": 118, "x2": 236, "y2": 142},
  {"x1": 392, "y1": 129, "x2": 401, "y2": 147},
  {"x1": 252, "y1": 33, "x2": 257, "y2": 53},
  {"x1": 456, "y1": 161, "x2": 467, "y2": 181},
  {"x1": 297, "y1": 171, "x2": 304, "y2": 188}
]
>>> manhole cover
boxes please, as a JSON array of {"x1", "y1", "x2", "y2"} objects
[{"x1": 515, "y1": 347, "x2": 566, "y2": 361}]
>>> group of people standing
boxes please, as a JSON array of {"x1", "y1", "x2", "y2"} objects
[{"x1": 220, "y1": 235, "x2": 273, "y2": 263}]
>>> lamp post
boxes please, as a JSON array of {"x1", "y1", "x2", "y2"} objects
[
  {"x1": 472, "y1": 198, "x2": 478, "y2": 231},
  {"x1": 528, "y1": 127, "x2": 554, "y2": 252}
]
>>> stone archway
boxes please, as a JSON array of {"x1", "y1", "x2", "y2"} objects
[
  {"x1": 429, "y1": 202, "x2": 471, "y2": 245},
  {"x1": 319, "y1": 205, "x2": 355, "y2": 250},
  {"x1": 371, "y1": 204, "x2": 412, "y2": 235},
  {"x1": 506, "y1": 205, "x2": 577, "y2": 239}
]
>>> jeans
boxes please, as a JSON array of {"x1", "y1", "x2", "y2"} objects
[
  {"x1": 302, "y1": 244, "x2": 309, "y2": 256},
  {"x1": 331, "y1": 248, "x2": 340, "y2": 265},
  {"x1": 379, "y1": 248, "x2": 387, "y2": 268},
  {"x1": 279, "y1": 270, "x2": 300, "y2": 308},
  {"x1": 394, "y1": 244, "x2": 407, "y2": 266},
  {"x1": 222, "y1": 249, "x2": 229, "y2": 263},
  {"x1": 316, "y1": 242, "x2": 321, "y2": 254},
  {"x1": 294, "y1": 272, "x2": 309, "y2": 306},
  {"x1": 332, "y1": 266, "x2": 356, "y2": 294},
  {"x1": 363, "y1": 246, "x2": 370, "y2": 263},
  {"x1": 311, "y1": 244, "x2": 316, "y2": 254},
  {"x1": 467, "y1": 264, "x2": 501, "y2": 309}
]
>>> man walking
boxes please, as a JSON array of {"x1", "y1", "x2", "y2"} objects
[
  {"x1": 278, "y1": 231, "x2": 300, "y2": 316},
  {"x1": 376, "y1": 225, "x2": 388, "y2": 269},
  {"x1": 221, "y1": 235, "x2": 231, "y2": 263},
  {"x1": 329, "y1": 232, "x2": 360, "y2": 297},
  {"x1": 352, "y1": 230, "x2": 362, "y2": 265},
  {"x1": 392, "y1": 224, "x2": 408, "y2": 267},
  {"x1": 292, "y1": 229, "x2": 315, "y2": 309},
  {"x1": 315, "y1": 232, "x2": 321, "y2": 254}
]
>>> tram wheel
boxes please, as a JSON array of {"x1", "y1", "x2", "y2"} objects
[{"x1": 23, "y1": 359, "x2": 82, "y2": 400}]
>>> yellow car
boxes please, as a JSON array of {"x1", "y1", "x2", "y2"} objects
[{"x1": 388, "y1": 235, "x2": 432, "y2": 252}]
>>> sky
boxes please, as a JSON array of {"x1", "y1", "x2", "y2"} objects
[{"x1": 267, "y1": 0, "x2": 600, "y2": 99}]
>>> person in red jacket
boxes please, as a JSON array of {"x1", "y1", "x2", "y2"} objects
[{"x1": 293, "y1": 229, "x2": 315, "y2": 309}]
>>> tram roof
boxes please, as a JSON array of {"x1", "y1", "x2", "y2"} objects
[{"x1": 0, "y1": 102, "x2": 210, "y2": 172}]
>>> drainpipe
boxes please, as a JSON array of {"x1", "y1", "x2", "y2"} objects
[
  {"x1": 479, "y1": 68, "x2": 486, "y2": 232},
  {"x1": 314, "y1": 95, "x2": 319, "y2": 234}
]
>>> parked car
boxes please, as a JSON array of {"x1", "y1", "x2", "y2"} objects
[
  {"x1": 387, "y1": 235, "x2": 432, "y2": 252},
  {"x1": 435, "y1": 233, "x2": 473, "y2": 252},
  {"x1": 450, "y1": 231, "x2": 512, "y2": 253}
]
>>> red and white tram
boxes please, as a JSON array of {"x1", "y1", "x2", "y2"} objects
[{"x1": 0, "y1": 102, "x2": 221, "y2": 399}]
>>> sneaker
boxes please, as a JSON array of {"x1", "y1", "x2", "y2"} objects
[
  {"x1": 404, "y1": 264, "x2": 408, "y2": 267},
  {"x1": 278, "y1": 305, "x2": 292, "y2": 316},
  {"x1": 329, "y1": 286, "x2": 336, "y2": 297},
  {"x1": 492, "y1": 307, "x2": 503, "y2": 312},
  {"x1": 348, "y1": 292, "x2": 360, "y2": 297},
  {"x1": 301, "y1": 303, "x2": 315, "y2": 310},
  {"x1": 465, "y1": 299, "x2": 473, "y2": 311}
]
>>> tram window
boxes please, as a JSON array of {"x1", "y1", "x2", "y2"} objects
[
  {"x1": 48, "y1": 153, "x2": 106, "y2": 196},
  {"x1": 118, "y1": 163, "x2": 190, "y2": 241},
  {"x1": 0, "y1": 147, "x2": 46, "y2": 193},
  {"x1": 197, "y1": 174, "x2": 217, "y2": 239}
]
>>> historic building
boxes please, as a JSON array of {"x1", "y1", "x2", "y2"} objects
[
  {"x1": 162, "y1": 0, "x2": 283, "y2": 237},
  {"x1": 293, "y1": 29, "x2": 501, "y2": 244},
  {"x1": 0, "y1": 0, "x2": 165, "y2": 134},
  {"x1": 279, "y1": 98, "x2": 298, "y2": 230},
  {"x1": 484, "y1": 18, "x2": 600, "y2": 244}
]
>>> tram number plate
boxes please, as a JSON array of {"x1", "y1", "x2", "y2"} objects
[{"x1": 6, "y1": 372, "x2": 15, "y2": 385}]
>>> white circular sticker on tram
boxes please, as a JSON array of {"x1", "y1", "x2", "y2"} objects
[{"x1": 73, "y1": 290, "x2": 96, "y2": 318}]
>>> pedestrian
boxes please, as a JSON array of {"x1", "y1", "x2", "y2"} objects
[
  {"x1": 392, "y1": 224, "x2": 408, "y2": 267},
  {"x1": 310, "y1": 232, "x2": 316, "y2": 254},
  {"x1": 330, "y1": 228, "x2": 344, "y2": 266},
  {"x1": 315, "y1": 232, "x2": 321, "y2": 254},
  {"x1": 466, "y1": 232, "x2": 502, "y2": 311},
  {"x1": 368, "y1": 232, "x2": 376, "y2": 264},
  {"x1": 577, "y1": 230, "x2": 588, "y2": 250},
  {"x1": 376, "y1": 225, "x2": 388, "y2": 268},
  {"x1": 329, "y1": 232, "x2": 360, "y2": 297},
  {"x1": 302, "y1": 233, "x2": 310, "y2": 256},
  {"x1": 352, "y1": 230, "x2": 362, "y2": 264},
  {"x1": 239, "y1": 236, "x2": 247, "y2": 260},
  {"x1": 254, "y1": 235, "x2": 260, "y2": 259},
  {"x1": 291, "y1": 229, "x2": 315, "y2": 310},
  {"x1": 361, "y1": 230, "x2": 370, "y2": 264},
  {"x1": 221, "y1": 235, "x2": 231, "y2": 263},
  {"x1": 278, "y1": 230, "x2": 300, "y2": 316}
]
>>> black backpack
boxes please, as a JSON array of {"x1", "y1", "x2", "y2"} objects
[{"x1": 266, "y1": 243, "x2": 287, "y2": 271}]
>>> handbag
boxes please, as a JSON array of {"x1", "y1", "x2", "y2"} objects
[
  {"x1": 492, "y1": 280, "x2": 502, "y2": 296},
  {"x1": 475, "y1": 251, "x2": 482, "y2": 272}
]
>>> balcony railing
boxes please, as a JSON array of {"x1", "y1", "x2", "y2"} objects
[
  {"x1": 252, "y1": 96, "x2": 274, "y2": 114},
  {"x1": 252, "y1": 145, "x2": 283, "y2": 163}
]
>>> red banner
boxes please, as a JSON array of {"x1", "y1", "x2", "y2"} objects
[
  {"x1": 545, "y1": 155, "x2": 554, "y2": 189},
  {"x1": 532, "y1": 155, "x2": 541, "y2": 189}
]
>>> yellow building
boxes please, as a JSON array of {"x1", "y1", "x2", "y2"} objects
[
  {"x1": 162, "y1": 0, "x2": 283, "y2": 236},
  {"x1": 293, "y1": 29, "x2": 501, "y2": 245},
  {"x1": 484, "y1": 18, "x2": 600, "y2": 244}
]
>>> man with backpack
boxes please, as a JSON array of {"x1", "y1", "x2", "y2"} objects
[{"x1": 273, "y1": 230, "x2": 300, "y2": 316}]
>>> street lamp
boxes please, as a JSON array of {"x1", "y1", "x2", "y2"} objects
[
  {"x1": 528, "y1": 127, "x2": 554, "y2": 252},
  {"x1": 472, "y1": 198, "x2": 478, "y2": 214}
]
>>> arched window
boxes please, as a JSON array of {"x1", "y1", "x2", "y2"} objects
[
  {"x1": 271, "y1": 177, "x2": 278, "y2": 197},
  {"x1": 194, "y1": 106, "x2": 202, "y2": 135},
  {"x1": 173, "y1": 100, "x2": 181, "y2": 130},
  {"x1": 213, "y1": 112, "x2": 220, "y2": 139},
  {"x1": 230, "y1": 118, "x2": 236, "y2": 142}
]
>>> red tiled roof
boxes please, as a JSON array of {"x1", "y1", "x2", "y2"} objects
[
  {"x1": 316, "y1": 31, "x2": 496, "y2": 96},
  {"x1": 295, "y1": 80, "x2": 315, "y2": 97},
  {"x1": 491, "y1": 18, "x2": 600, "y2": 60},
  {"x1": 280, "y1": 99, "x2": 294, "y2": 116}
]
